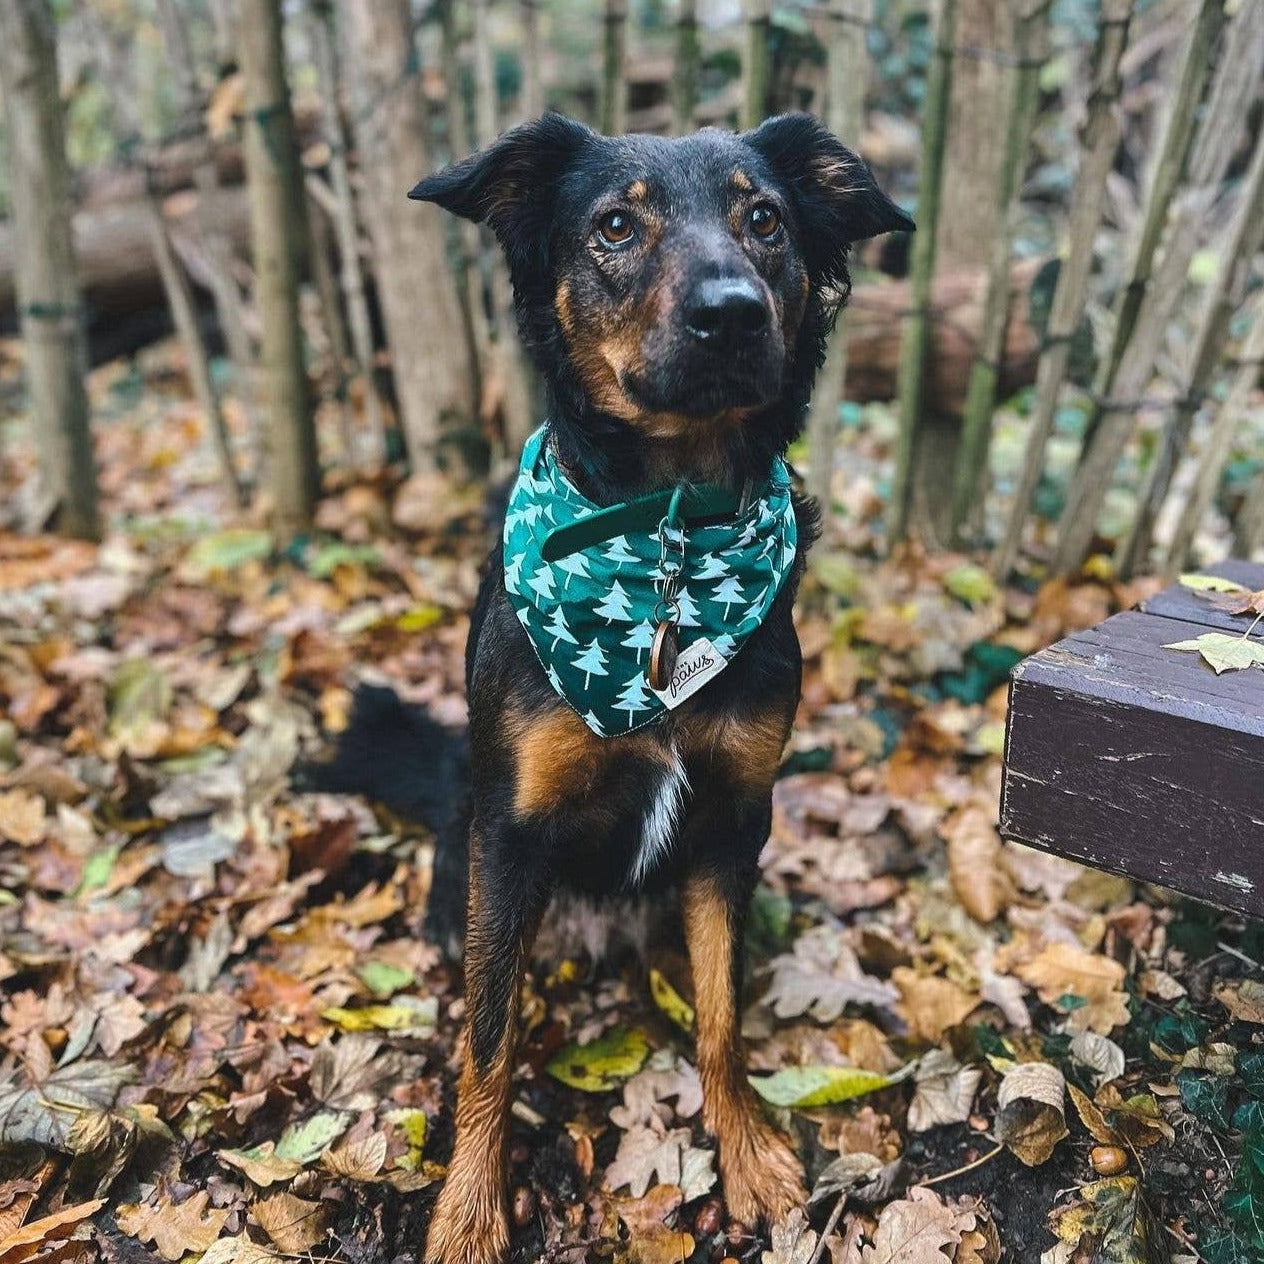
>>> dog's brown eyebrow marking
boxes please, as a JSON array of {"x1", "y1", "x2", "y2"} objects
[
  {"x1": 624, "y1": 179, "x2": 649, "y2": 202},
  {"x1": 730, "y1": 169, "x2": 754, "y2": 192}
]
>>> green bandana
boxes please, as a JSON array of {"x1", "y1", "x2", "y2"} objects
[{"x1": 504, "y1": 426, "x2": 798, "y2": 736}]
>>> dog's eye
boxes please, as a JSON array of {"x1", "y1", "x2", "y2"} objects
[
  {"x1": 750, "y1": 204, "x2": 782, "y2": 240},
  {"x1": 596, "y1": 210, "x2": 635, "y2": 246}
]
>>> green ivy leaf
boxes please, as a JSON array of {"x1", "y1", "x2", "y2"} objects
[{"x1": 1177, "y1": 1070, "x2": 1231, "y2": 1130}]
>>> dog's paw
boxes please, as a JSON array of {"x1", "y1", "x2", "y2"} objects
[
  {"x1": 719, "y1": 1122, "x2": 807, "y2": 1229},
  {"x1": 424, "y1": 1182, "x2": 509, "y2": 1264}
]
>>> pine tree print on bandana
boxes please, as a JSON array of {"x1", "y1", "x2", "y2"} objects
[{"x1": 504, "y1": 426, "x2": 798, "y2": 736}]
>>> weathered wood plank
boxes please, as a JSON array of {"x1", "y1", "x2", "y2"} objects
[
  {"x1": 1140, "y1": 559, "x2": 1264, "y2": 634},
  {"x1": 1002, "y1": 607, "x2": 1264, "y2": 919}
]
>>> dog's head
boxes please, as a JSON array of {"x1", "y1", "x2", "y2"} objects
[{"x1": 412, "y1": 114, "x2": 910, "y2": 466}]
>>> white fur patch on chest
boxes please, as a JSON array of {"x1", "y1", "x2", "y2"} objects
[{"x1": 630, "y1": 742, "x2": 689, "y2": 888}]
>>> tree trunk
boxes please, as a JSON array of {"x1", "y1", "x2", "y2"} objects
[
  {"x1": 339, "y1": 0, "x2": 476, "y2": 473},
  {"x1": 889, "y1": 0, "x2": 958, "y2": 546},
  {"x1": 1118, "y1": 116, "x2": 1264, "y2": 577},
  {"x1": 520, "y1": 0, "x2": 543, "y2": 121},
  {"x1": 673, "y1": 0, "x2": 700, "y2": 136},
  {"x1": 949, "y1": 0, "x2": 1049, "y2": 543},
  {"x1": 1165, "y1": 294, "x2": 1264, "y2": 575},
  {"x1": 601, "y1": 0, "x2": 629, "y2": 135},
  {"x1": 310, "y1": 0, "x2": 386, "y2": 467},
  {"x1": 237, "y1": 0, "x2": 319, "y2": 535},
  {"x1": 1054, "y1": 0, "x2": 1264, "y2": 574},
  {"x1": 0, "y1": 0, "x2": 99, "y2": 539},
  {"x1": 935, "y1": 0, "x2": 1013, "y2": 272},
  {"x1": 147, "y1": 200, "x2": 244, "y2": 506},
  {"x1": 742, "y1": 0, "x2": 773, "y2": 130},
  {"x1": 806, "y1": 0, "x2": 872, "y2": 517},
  {"x1": 991, "y1": 0, "x2": 1133, "y2": 580}
]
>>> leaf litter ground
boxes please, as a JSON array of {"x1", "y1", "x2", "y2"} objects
[{"x1": 0, "y1": 344, "x2": 1262, "y2": 1264}]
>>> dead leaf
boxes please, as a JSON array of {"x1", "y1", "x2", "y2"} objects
[
  {"x1": 994, "y1": 1063, "x2": 1068, "y2": 1166},
  {"x1": 861, "y1": 1187, "x2": 963, "y2": 1262},
  {"x1": 251, "y1": 1191, "x2": 331, "y2": 1254},
  {"x1": 116, "y1": 1192, "x2": 229, "y2": 1261},
  {"x1": 604, "y1": 1123, "x2": 715, "y2": 1201},
  {"x1": 907, "y1": 1050, "x2": 983, "y2": 1133},
  {"x1": 943, "y1": 807, "x2": 1008, "y2": 923},
  {"x1": 0, "y1": 1199, "x2": 103, "y2": 1264},
  {"x1": 0, "y1": 790, "x2": 46, "y2": 847},
  {"x1": 1013, "y1": 943, "x2": 1128, "y2": 1034},
  {"x1": 892, "y1": 969, "x2": 980, "y2": 1044},
  {"x1": 762, "y1": 1208, "x2": 818, "y2": 1264}
]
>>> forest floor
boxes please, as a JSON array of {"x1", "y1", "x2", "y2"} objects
[{"x1": 0, "y1": 340, "x2": 1261, "y2": 1264}]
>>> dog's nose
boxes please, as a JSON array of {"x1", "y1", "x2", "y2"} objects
[{"x1": 683, "y1": 278, "x2": 770, "y2": 346}]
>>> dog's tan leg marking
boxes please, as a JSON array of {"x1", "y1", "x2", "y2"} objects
[
  {"x1": 683, "y1": 871, "x2": 807, "y2": 1226},
  {"x1": 425, "y1": 834, "x2": 537, "y2": 1264}
]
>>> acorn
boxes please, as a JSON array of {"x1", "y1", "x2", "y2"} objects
[
  {"x1": 693, "y1": 1198, "x2": 723, "y2": 1237},
  {"x1": 1090, "y1": 1145, "x2": 1128, "y2": 1175},
  {"x1": 511, "y1": 1185, "x2": 536, "y2": 1228}
]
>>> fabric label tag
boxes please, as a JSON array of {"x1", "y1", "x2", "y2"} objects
[{"x1": 651, "y1": 636, "x2": 728, "y2": 709}]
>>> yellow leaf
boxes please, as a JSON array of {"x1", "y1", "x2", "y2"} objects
[
  {"x1": 117, "y1": 1192, "x2": 230, "y2": 1261},
  {"x1": 649, "y1": 969, "x2": 695, "y2": 1034},
  {"x1": 546, "y1": 1027, "x2": 651, "y2": 1092}
]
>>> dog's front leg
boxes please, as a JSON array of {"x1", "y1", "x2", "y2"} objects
[
  {"x1": 683, "y1": 854, "x2": 807, "y2": 1228},
  {"x1": 425, "y1": 823, "x2": 546, "y2": 1264}
]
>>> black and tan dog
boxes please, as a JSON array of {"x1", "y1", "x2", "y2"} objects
[{"x1": 401, "y1": 114, "x2": 910, "y2": 1264}]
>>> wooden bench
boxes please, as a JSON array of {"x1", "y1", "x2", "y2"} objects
[{"x1": 1001, "y1": 559, "x2": 1264, "y2": 920}]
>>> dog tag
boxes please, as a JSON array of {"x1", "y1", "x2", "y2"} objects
[{"x1": 647, "y1": 620, "x2": 679, "y2": 691}]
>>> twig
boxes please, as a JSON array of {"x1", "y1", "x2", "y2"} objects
[
  {"x1": 916, "y1": 1142, "x2": 1004, "y2": 1188},
  {"x1": 807, "y1": 1193, "x2": 849, "y2": 1264}
]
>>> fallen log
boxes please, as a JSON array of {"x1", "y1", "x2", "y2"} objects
[
  {"x1": 841, "y1": 256, "x2": 1041, "y2": 412},
  {"x1": 0, "y1": 187, "x2": 252, "y2": 340}
]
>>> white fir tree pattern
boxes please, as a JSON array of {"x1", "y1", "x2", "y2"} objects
[
  {"x1": 544, "y1": 606, "x2": 577, "y2": 649},
  {"x1": 528, "y1": 563, "x2": 557, "y2": 604},
  {"x1": 693, "y1": 552, "x2": 729, "y2": 580},
  {"x1": 740, "y1": 584, "x2": 769, "y2": 626},
  {"x1": 572, "y1": 639, "x2": 609, "y2": 687},
  {"x1": 711, "y1": 574, "x2": 745, "y2": 617},
  {"x1": 583, "y1": 710, "x2": 606, "y2": 736},
  {"x1": 603, "y1": 535, "x2": 636, "y2": 569},
  {"x1": 675, "y1": 586, "x2": 702, "y2": 627},
  {"x1": 622, "y1": 618, "x2": 656, "y2": 663},
  {"x1": 503, "y1": 554, "x2": 523, "y2": 595},
  {"x1": 555, "y1": 553, "x2": 591, "y2": 589},
  {"x1": 614, "y1": 672, "x2": 654, "y2": 727},
  {"x1": 594, "y1": 578, "x2": 633, "y2": 623}
]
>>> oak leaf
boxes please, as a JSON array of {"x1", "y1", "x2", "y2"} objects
[{"x1": 117, "y1": 1192, "x2": 229, "y2": 1261}]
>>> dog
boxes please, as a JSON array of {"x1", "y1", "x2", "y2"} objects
[{"x1": 398, "y1": 113, "x2": 911, "y2": 1264}]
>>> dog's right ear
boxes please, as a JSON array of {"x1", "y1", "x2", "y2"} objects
[{"x1": 410, "y1": 114, "x2": 594, "y2": 272}]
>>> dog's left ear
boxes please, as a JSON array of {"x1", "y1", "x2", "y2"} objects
[
  {"x1": 410, "y1": 114, "x2": 595, "y2": 279},
  {"x1": 744, "y1": 113, "x2": 913, "y2": 285}
]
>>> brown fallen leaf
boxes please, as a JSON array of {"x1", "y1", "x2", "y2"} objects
[
  {"x1": 251, "y1": 1191, "x2": 331, "y2": 1254},
  {"x1": 994, "y1": 1062, "x2": 1068, "y2": 1167},
  {"x1": 0, "y1": 1199, "x2": 103, "y2": 1264},
  {"x1": 907, "y1": 1050, "x2": 982, "y2": 1133},
  {"x1": 0, "y1": 790, "x2": 46, "y2": 848},
  {"x1": 1214, "y1": 978, "x2": 1264, "y2": 1024},
  {"x1": 892, "y1": 969, "x2": 981, "y2": 1044},
  {"x1": 861, "y1": 1187, "x2": 963, "y2": 1262},
  {"x1": 1013, "y1": 943, "x2": 1128, "y2": 1034},
  {"x1": 321, "y1": 1130, "x2": 388, "y2": 1181},
  {"x1": 761, "y1": 1208, "x2": 818, "y2": 1264},
  {"x1": 116, "y1": 1192, "x2": 229, "y2": 1262},
  {"x1": 943, "y1": 806, "x2": 1008, "y2": 923}
]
